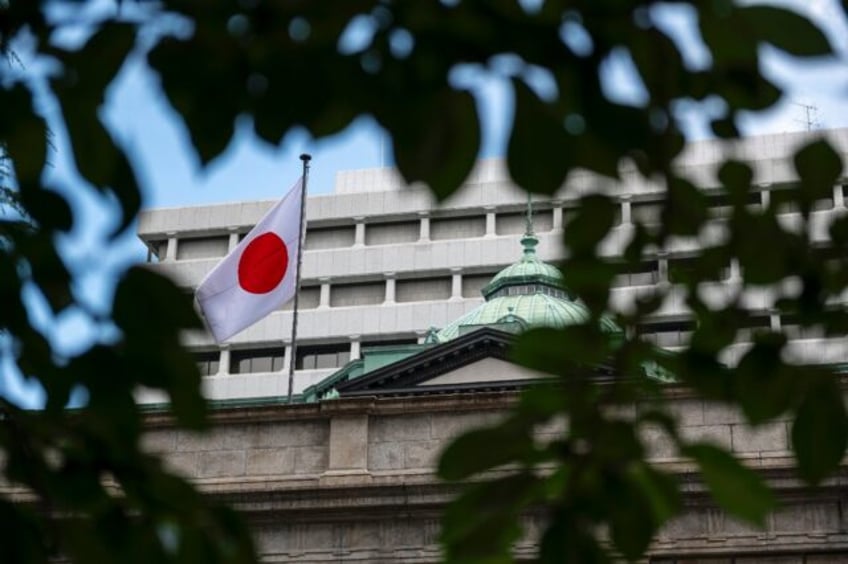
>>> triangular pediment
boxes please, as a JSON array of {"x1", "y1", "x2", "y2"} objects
[
  {"x1": 417, "y1": 357, "x2": 547, "y2": 387},
  {"x1": 335, "y1": 328, "x2": 523, "y2": 396},
  {"x1": 332, "y1": 327, "x2": 608, "y2": 397}
]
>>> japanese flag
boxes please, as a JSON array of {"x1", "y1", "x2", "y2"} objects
[{"x1": 195, "y1": 179, "x2": 303, "y2": 343}]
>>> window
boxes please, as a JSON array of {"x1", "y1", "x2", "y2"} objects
[
  {"x1": 462, "y1": 272, "x2": 498, "y2": 298},
  {"x1": 630, "y1": 200, "x2": 662, "y2": 226},
  {"x1": 668, "y1": 256, "x2": 731, "y2": 284},
  {"x1": 430, "y1": 216, "x2": 486, "y2": 240},
  {"x1": 304, "y1": 225, "x2": 355, "y2": 250},
  {"x1": 736, "y1": 315, "x2": 772, "y2": 341},
  {"x1": 781, "y1": 313, "x2": 826, "y2": 340},
  {"x1": 613, "y1": 261, "x2": 659, "y2": 288},
  {"x1": 365, "y1": 220, "x2": 419, "y2": 246},
  {"x1": 488, "y1": 284, "x2": 567, "y2": 300},
  {"x1": 705, "y1": 189, "x2": 762, "y2": 218},
  {"x1": 176, "y1": 236, "x2": 229, "y2": 260},
  {"x1": 638, "y1": 319, "x2": 695, "y2": 348},
  {"x1": 296, "y1": 344, "x2": 351, "y2": 370},
  {"x1": 769, "y1": 186, "x2": 833, "y2": 214},
  {"x1": 496, "y1": 210, "x2": 553, "y2": 235},
  {"x1": 147, "y1": 239, "x2": 167, "y2": 262},
  {"x1": 362, "y1": 337, "x2": 418, "y2": 348},
  {"x1": 281, "y1": 286, "x2": 321, "y2": 310},
  {"x1": 195, "y1": 352, "x2": 220, "y2": 376},
  {"x1": 230, "y1": 349, "x2": 285, "y2": 374},
  {"x1": 330, "y1": 281, "x2": 385, "y2": 307},
  {"x1": 564, "y1": 206, "x2": 622, "y2": 227},
  {"x1": 396, "y1": 277, "x2": 452, "y2": 303}
]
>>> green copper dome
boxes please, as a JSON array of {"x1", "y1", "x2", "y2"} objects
[{"x1": 433, "y1": 232, "x2": 621, "y2": 343}]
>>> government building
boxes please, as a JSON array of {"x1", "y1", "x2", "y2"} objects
[{"x1": 134, "y1": 129, "x2": 848, "y2": 562}]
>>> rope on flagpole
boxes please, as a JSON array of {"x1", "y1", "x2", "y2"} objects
[{"x1": 287, "y1": 153, "x2": 311, "y2": 403}]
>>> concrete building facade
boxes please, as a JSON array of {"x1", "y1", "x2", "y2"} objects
[
  {"x1": 137, "y1": 128, "x2": 848, "y2": 401},
  {"x1": 130, "y1": 129, "x2": 848, "y2": 562}
]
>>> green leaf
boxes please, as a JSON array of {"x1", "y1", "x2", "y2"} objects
[
  {"x1": 113, "y1": 267, "x2": 201, "y2": 334},
  {"x1": 607, "y1": 473, "x2": 656, "y2": 560},
  {"x1": 390, "y1": 87, "x2": 480, "y2": 201},
  {"x1": 512, "y1": 326, "x2": 612, "y2": 373},
  {"x1": 661, "y1": 177, "x2": 707, "y2": 237},
  {"x1": 718, "y1": 160, "x2": 753, "y2": 193},
  {"x1": 438, "y1": 422, "x2": 534, "y2": 481},
  {"x1": 741, "y1": 6, "x2": 833, "y2": 57},
  {"x1": 0, "y1": 84, "x2": 48, "y2": 185},
  {"x1": 49, "y1": 23, "x2": 143, "y2": 235},
  {"x1": 442, "y1": 472, "x2": 541, "y2": 564},
  {"x1": 563, "y1": 195, "x2": 617, "y2": 254},
  {"x1": 794, "y1": 139, "x2": 844, "y2": 201},
  {"x1": 683, "y1": 443, "x2": 775, "y2": 526},
  {"x1": 20, "y1": 232, "x2": 73, "y2": 313},
  {"x1": 628, "y1": 464, "x2": 682, "y2": 525},
  {"x1": 733, "y1": 336, "x2": 802, "y2": 424},
  {"x1": 507, "y1": 79, "x2": 571, "y2": 195},
  {"x1": 539, "y1": 515, "x2": 609, "y2": 564},
  {"x1": 19, "y1": 189, "x2": 73, "y2": 233},
  {"x1": 148, "y1": 33, "x2": 240, "y2": 165},
  {"x1": 792, "y1": 376, "x2": 848, "y2": 485},
  {"x1": 699, "y1": 6, "x2": 758, "y2": 66}
]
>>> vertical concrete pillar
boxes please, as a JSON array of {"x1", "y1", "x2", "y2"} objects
[
  {"x1": 729, "y1": 258, "x2": 742, "y2": 282},
  {"x1": 552, "y1": 201, "x2": 563, "y2": 231},
  {"x1": 418, "y1": 211, "x2": 430, "y2": 242},
  {"x1": 450, "y1": 268, "x2": 463, "y2": 301},
  {"x1": 834, "y1": 183, "x2": 845, "y2": 208},
  {"x1": 658, "y1": 252, "x2": 669, "y2": 284},
  {"x1": 218, "y1": 346, "x2": 230, "y2": 376},
  {"x1": 620, "y1": 195, "x2": 632, "y2": 225},
  {"x1": 384, "y1": 273, "x2": 396, "y2": 304},
  {"x1": 760, "y1": 187, "x2": 771, "y2": 208},
  {"x1": 484, "y1": 207, "x2": 496, "y2": 237},
  {"x1": 353, "y1": 217, "x2": 366, "y2": 247},
  {"x1": 165, "y1": 232, "x2": 178, "y2": 262},
  {"x1": 227, "y1": 228, "x2": 240, "y2": 252},
  {"x1": 350, "y1": 335, "x2": 361, "y2": 361},
  {"x1": 319, "y1": 278, "x2": 331, "y2": 309},
  {"x1": 769, "y1": 309, "x2": 781, "y2": 331}
]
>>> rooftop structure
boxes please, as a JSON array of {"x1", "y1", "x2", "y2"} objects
[{"x1": 137, "y1": 128, "x2": 848, "y2": 401}]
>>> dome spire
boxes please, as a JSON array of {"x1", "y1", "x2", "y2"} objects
[{"x1": 521, "y1": 192, "x2": 538, "y2": 257}]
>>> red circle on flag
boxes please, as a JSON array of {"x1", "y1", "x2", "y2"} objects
[{"x1": 238, "y1": 232, "x2": 289, "y2": 294}]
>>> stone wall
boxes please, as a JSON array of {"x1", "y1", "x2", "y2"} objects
[{"x1": 135, "y1": 390, "x2": 848, "y2": 562}]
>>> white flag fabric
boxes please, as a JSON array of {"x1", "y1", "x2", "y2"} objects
[{"x1": 195, "y1": 179, "x2": 303, "y2": 343}]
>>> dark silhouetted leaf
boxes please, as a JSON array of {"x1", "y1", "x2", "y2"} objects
[
  {"x1": 684, "y1": 443, "x2": 775, "y2": 526},
  {"x1": 391, "y1": 88, "x2": 480, "y2": 200},
  {"x1": 438, "y1": 422, "x2": 534, "y2": 481},
  {"x1": 741, "y1": 6, "x2": 833, "y2": 57},
  {"x1": 792, "y1": 376, "x2": 848, "y2": 485}
]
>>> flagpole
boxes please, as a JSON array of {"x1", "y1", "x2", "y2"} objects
[{"x1": 287, "y1": 153, "x2": 311, "y2": 403}]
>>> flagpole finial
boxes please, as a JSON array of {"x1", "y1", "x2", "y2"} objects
[{"x1": 300, "y1": 153, "x2": 312, "y2": 163}]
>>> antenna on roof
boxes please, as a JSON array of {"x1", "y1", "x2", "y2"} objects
[{"x1": 793, "y1": 101, "x2": 821, "y2": 131}]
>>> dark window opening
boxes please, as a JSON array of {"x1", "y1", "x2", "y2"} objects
[
  {"x1": 230, "y1": 349, "x2": 285, "y2": 374},
  {"x1": 296, "y1": 344, "x2": 351, "y2": 370},
  {"x1": 195, "y1": 352, "x2": 220, "y2": 376}
]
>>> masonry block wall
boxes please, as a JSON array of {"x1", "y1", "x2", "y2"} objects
[{"x1": 135, "y1": 392, "x2": 848, "y2": 563}]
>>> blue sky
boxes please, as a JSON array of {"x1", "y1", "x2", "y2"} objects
[{"x1": 2, "y1": 0, "x2": 847, "y2": 404}]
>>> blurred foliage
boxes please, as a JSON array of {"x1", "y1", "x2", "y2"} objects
[{"x1": 1, "y1": 0, "x2": 847, "y2": 562}]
